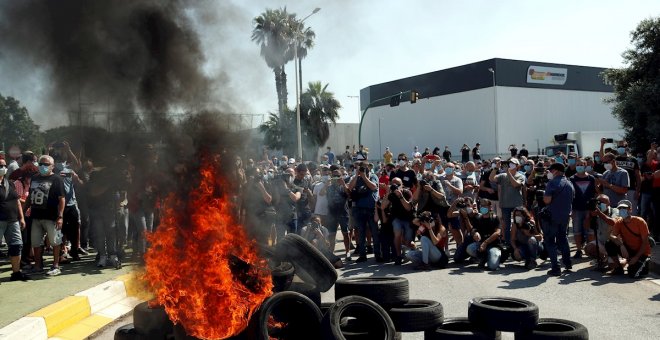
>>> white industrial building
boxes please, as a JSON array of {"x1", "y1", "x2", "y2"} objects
[{"x1": 356, "y1": 58, "x2": 622, "y2": 160}]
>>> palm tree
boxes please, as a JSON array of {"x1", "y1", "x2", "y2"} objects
[
  {"x1": 252, "y1": 8, "x2": 297, "y2": 116},
  {"x1": 259, "y1": 110, "x2": 297, "y2": 156},
  {"x1": 300, "y1": 81, "x2": 341, "y2": 160},
  {"x1": 284, "y1": 20, "x2": 316, "y2": 96}
]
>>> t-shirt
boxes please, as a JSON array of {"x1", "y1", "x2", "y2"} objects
[
  {"x1": 391, "y1": 169, "x2": 418, "y2": 189},
  {"x1": 388, "y1": 189, "x2": 414, "y2": 221},
  {"x1": 519, "y1": 148, "x2": 529, "y2": 158},
  {"x1": 461, "y1": 148, "x2": 470, "y2": 162},
  {"x1": 383, "y1": 152, "x2": 393, "y2": 164},
  {"x1": 615, "y1": 156, "x2": 639, "y2": 190},
  {"x1": 57, "y1": 166, "x2": 77, "y2": 207},
  {"x1": 569, "y1": 174, "x2": 596, "y2": 210},
  {"x1": 293, "y1": 177, "x2": 312, "y2": 215},
  {"x1": 0, "y1": 179, "x2": 20, "y2": 222},
  {"x1": 313, "y1": 182, "x2": 329, "y2": 216},
  {"x1": 326, "y1": 182, "x2": 348, "y2": 213},
  {"x1": 351, "y1": 174, "x2": 379, "y2": 209},
  {"x1": 510, "y1": 148, "x2": 518, "y2": 157},
  {"x1": 478, "y1": 170, "x2": 499, "y2": 201},
  {"x1": 613, "y1": 216, "x2": 651, "y2": 256},
  {"x1": 602, "y1": 168, "x2": 629, "y2": 206},
  {"x1": 473, "y1": 214, "x2": 501, "y2": 246},
  {"x1": 442, "y1": 150, "x2": 451, "y2": 162},
  {"x1": 543, "y1": 175, "x2": 575, "y2": 224},
  {"x1": 28, "y1": 174, "x2": 65, "y2": 221},
  {"x1": 472, "y1": 147, "x2": 481, "y2": 160},
  {"x1": 440, "y1": 175, "x2": 463, "y2": 203},
  {"x1": 458, "y1": 171, "x2": 478, "y2": 198},
  {"x1": 494, "y1": 172, "x2": 525, "y2": 208},
  {"x1": 325, "y1": 151, "x2": 335, "y2": 165}
]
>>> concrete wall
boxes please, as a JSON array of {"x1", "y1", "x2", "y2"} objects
[{"x1": 359, "y1": 86, "x2": 619, "y2": 160}]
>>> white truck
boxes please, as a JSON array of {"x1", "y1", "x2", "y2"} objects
[{"x1": 544, "y1": 130, "x2": 625, "y2": 157}]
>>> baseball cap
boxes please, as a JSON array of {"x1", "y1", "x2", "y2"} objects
[
  {"x1": 288, "y1": 158, "x2": 296, "y2": 164},
  {"x1": 617, "y1": 200, "x2": 632, "y2": 209},
  {"x1": 509, "y1": 158, "x2": 520, "y2": 165}
]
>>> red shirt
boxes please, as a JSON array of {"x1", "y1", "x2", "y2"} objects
[{"x1": 378, "y1": 174, "x2": 389, "y2": 199}]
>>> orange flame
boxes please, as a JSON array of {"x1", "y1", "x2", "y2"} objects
[{"x1": 144, "y1": 158, "x2": 273, "y2": 339}]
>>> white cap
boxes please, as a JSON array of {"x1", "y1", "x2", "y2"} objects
[{"x1": 288, "y1": 158, "x2": 296, "y2": 164}]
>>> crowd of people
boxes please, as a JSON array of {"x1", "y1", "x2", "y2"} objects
[
  {"x1": 1, "y1": 137, "x2": 656, "y2": 282},
  {"x1": 244, "y1": 138, "x2": 656, "y2": 278},
  {"x1": 1, "y1": 142, "x2": 159, "y2": 280}
]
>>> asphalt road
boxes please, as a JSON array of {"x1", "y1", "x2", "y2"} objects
[{"x1": 93, "y1": 250, "x2": 660, "y2": 340}]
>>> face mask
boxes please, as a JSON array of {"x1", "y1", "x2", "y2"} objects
[
  {"x1": 39, "y1": 165, "x2": 50, "y2": 176},
  {"x1": 619, "y1": 209, "x2": 629, "y2": 219},
  {"x1": 263, "y1": 175, "x2": 269, "y2": 182},
  {"x1": 568, "y1": 159, "x2": 576, "y2": 166},
  {"x1": 604, "y1": 163, "x2": 613, "y2": 171},
  {"x1": 466, "y1": 207, "x2": 473, "y2": 214},
  {"x1": 467, "y1": 171, "x2": 474, "y2": 176},
  {"x1": 585, "y1": 166, "x2": 593, "y2": 173},
  {"x1": 479, "y1": 207, "x2": 489, "y2": 215},
  {"x1": 313, "y1": 175, "x2": 321, "y2": 182},
  {"x1": 576, "y1": 166, "x2": 585, "y2": 173},
  {"x1": 546, "y1": 172, "x2": 554, "y2": 180},
  {"x1": 0, "y1": 167, "x2": 7, "y2": 176},
  {"x1": 321, "y1": 175, "x2": 329, "y2": 182},
  {"x1": 555, "y1": 157, "x2": 564, "y2": 164},
  {"x1": 594, "y1": 156, "x2": 601, "y2": 163},
  {"x1": 617, "y1": 147, "x2": 626, "y2": 155},
  {"x1": 636, "y1": 157, "x2": 644, "y2": 164},
  {"x1": 33, "y1": 161, "x2": 39, "y2": 167},
  {"x1": 444, "y1": 168, "x2": 453, "y2": 175},
  {"x1": 398, "y1": 160, "x2": 406, "y2": 167},
  {"x1": 524, "y1": 165, "x2": 532, "y2": 172},
  {"x1": 55, "y1": 162, "x2": 66, "y2": 173},
  {"x1": 491, "y1": 163, "x2": 497, "y2": 169},
  {"x1": 508, "y1": 163, "x2": 517, "y2": 170},
  {"x1": 514, "y1": 216, "x2": 523, "y2": 224},
  {"x1": 425, "y1": 163, "x2": 432, "y2": 170},
  {"x1": 599, "y1": 203, "x2": 608, "y2": 212}
]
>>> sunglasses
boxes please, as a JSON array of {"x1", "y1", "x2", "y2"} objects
[{"x1": 38, "y1": 162, "x2": 52, "y2": 166}]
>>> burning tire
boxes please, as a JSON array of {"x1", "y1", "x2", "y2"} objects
[
  {"x1": 467, "y1": 297, "x2": 539, "y2": 333},
  {"x1": 322, "y1": 296, "x2": 397, "y2": 340},
  {"x1": 287, "y1": 282, "x2": 322, "y2": 306},
  {"x1": 424, "y1": 317, "x2": 501, "y2": 339},
  {"x1": 514, "y1": 318, "x2": 588, "y2": 340},
  {"x1": 387, "y1": 299, "x2": 444, "y2": 332},
  {"x1": 275, "y1": 233, "x2": 338, "y2": 292},
  {"x1": 334, "y1": 277, "x2": 409, "y2": 307},
  {"x1": 271, "y1": 261, "x2": 295, "y2": 292},
  {"x1": 114, "y1": 323, "x2": 143, "y2": 340},
  {"x1": 133, "y1": 301, "x2": 173, "y2": 339},
  {"x1": 247, "y1": 291, "x2": 323, "y2": 340}
]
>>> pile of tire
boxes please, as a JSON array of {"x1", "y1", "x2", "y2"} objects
[
  {"x1": 114, "y1": 302, "x2": 173, "y2": 340},
  {"x1": 422, "y1": 296, "x2": 589, "y2": 340}
]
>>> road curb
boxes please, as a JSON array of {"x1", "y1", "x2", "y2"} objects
[{"x1": 0, "y1": 273, "x2": 150, "y2": 340}]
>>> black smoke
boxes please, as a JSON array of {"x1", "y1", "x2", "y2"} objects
[{"x1": 0, "y1": 0, "x2": 215, "y2": 129}]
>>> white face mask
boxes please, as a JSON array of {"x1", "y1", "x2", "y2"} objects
[
  {"x1": 514, "y1": 216, "x2": 523, "y2": 224},
  {"x1": 398, "y1": 160, "x2": 406, "y2": 167},
  {"x1": 466, "y1": 207, "x2": 473, "y2": 214},
  {"x1": 508, "y1": 163, "x2": 517, "y2": 170},
  {"x1": 546, "y1": 172, "x2": 554, "y2": 180},
  {"x1": 0, "y1": 167, "x2": 7, "y2": 176},
  {"x1": 604, "y1": 163, "x2": 613, "y2": 171}
]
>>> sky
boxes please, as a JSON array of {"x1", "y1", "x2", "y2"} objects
[{"x1": 1, "y1": 0, "x2": 659, "y2": 129}]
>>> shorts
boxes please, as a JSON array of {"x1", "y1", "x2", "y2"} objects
[
  {"x1": 0, "y1": 220, "x2": 23, "y2": 246},
  {"x1": 326, "y1": 212, "x2": 349, "y2": 234},
  {"x1": 571, "y1": 210, "x2": 593, "y2": 237},
  {"x1": 392, "y1": 218, "x2": 414, "y2": 243},
  {"x1": 31, "y1": 219, "x2": 63, "y2": 247}
]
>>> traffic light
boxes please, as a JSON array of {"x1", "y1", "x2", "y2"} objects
[
  {"x1": 410, "y1": 90, "x2": 419, "y2": 104},
  {"x1": 389, "y1": 95, "x2": 400, "y2": 107}
]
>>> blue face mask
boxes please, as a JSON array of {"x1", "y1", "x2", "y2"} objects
[
  {"x1": 599, "y1": 203, "x2": 608, "y2": 212},
  {"x1": 425, "y1": 163, "x2": 432, "y2": 170},
  {"x1": 594, "y1": 156, "x2": 601, "y2": 163},
  {"x1": 524, "y1": 165, "x2": 532, "y2": 172},
  {"x1": 467, "y1": 171, "x2": 474, "y2": 176},
  {"x1": 617, "y1": 147, "x2": 626, "y2": 155},
  {"x1": 445, "y1": 168, "x2": 453, "y2": 175},
  {"x1": 576, "y1": 166, "x2": 585, "y2": 173},
  {"x1": 38, "y1": 165, "x2": 50, "y2": 176},
  {"x1": 555, "y1": 157, "x2": 564, "y2": 164},
  {"x1": 619, "y1": 209, "x2": 629, "y2": 219},
  {"x1": 568, "y1": 159, "x2": 576, "y2": 166},
  {"x1": 636, "y1": 157, "x2": 644, "y2": 164},
  {"x1": 585, "y1": 166, "x2": 593, "y2": 172},
  {"x1": 479, "y1": 207, "x2": 489, "y2": 215}
]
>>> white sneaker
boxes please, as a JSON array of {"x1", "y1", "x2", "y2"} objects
[
  {"x1": 345, "y1": 252, "x2": 352, "y2": 261},
  {"x1": 97, "y1": 256, "x2": 107, "y2": 268},
  {"x1": 46, "y1": 267, "x2": 61, "y2": 276}
]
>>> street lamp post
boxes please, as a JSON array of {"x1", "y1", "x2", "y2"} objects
[
  {"x1": 488, "y1": 68, "x2": 499, "y2": 157},
  {"x1": 295, "y1": 7, "x2": 320, "y2": 161}
]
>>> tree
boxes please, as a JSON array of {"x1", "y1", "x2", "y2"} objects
[
  {"x1": 252, "y1": 8, "x2": 297, "y2": 116},
  {"x1": 603, "y1": 17, "x2": 660, "y2": 153},
  {"x1": 0, "y1": 94, "x2": 43, "y2": 154},
  {"x1": 300, "y1": 81, "x2": 341, "y2": 161},
  {"x1": 259, "y1": 110, "x2": 297, "y2": 157}
]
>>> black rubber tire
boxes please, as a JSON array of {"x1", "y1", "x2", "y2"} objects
[
  {"x1": 334, "y1": 277, "x2": 409, "y2": 308},
  {"x1": 337, "y1": 317, "x2": 402, "y2": 340},
  {"x1": 275, "y1": 234, "x2": 338, "y2": 292},
  {"x1": 424, "y1": 317, "x2": 501, "y2": 340},
  {"x1": 322, "y1": 295, "x2": 397, "y2": 340},
  {"x1": 514, "y1": 318, "x2": 589, "y2": 340},
  {"x1": 133, "y1": 301, "x2": 173, "y2": 338},
  {"x1": 287, "y1": 282, "x2": 322, "y2": 306},
  {"x1": 468, "y1": 296, "x2": 539, "y2": 333},
  {"x1": 114, "y1": 323, "x2": 144, "y2": 340},
  {"x1": 387, "y1": 299, "x2": 444, "y2": 332},
  {"x1": 247, "y1": 291, "x2": 323, "y2": 340},
  {"x1": 271, "y1": 261, "x2": 295, "y2": 292},
  {"x1": 320, "y1": 302, "x2": 334, "y2": 316}
]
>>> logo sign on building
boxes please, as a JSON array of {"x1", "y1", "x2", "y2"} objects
[{"x1": 527, "y1": 66, "x2": 567, "y2": 85}]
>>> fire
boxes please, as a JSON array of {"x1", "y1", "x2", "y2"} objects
[
  {"x1": 267, "y1": 315, "x2": 287, "y2": 339},
  {"x1": 144, "y1": 157, "x2": 273, "y2": 339}
]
